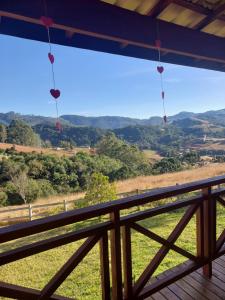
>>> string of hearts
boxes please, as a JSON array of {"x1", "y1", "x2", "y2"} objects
[
  {"x1": 40, "y1": 15, "x2": 62, "y2": 132},
  {"x1": 155, "y1": 39, "x2": 167, "y2": 124}
]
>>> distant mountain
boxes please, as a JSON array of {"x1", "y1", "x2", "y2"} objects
[
  {"x1": 60, "y1": 115, "x2": 163, "y2": 129},
  {"x1": 2, "y1": 109, "x2": 225, "y2": 154},
  {"x1": 0, "y1": 112, "x2": 69, "y2": 126},
  {"x1": 1, "y1": 108, "x2": 225, "y2": 131}
]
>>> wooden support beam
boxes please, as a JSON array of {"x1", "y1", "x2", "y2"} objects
[
  {"x1": 202, "y1": 187, "x2": 216, "y2": 278},
  {"x1": 194, "y1": 3, "x2": 225, "y2": 30},
  {"x1": 122, "y1": 226, "x2": 133, "y2": 300},
  {"x1": 99, "y1": 232, "x2": 111, "y2": 300},
  {"x1": 147, "y1": 0, "x2": 172, "y2": 18},
  {"x1": 110, "y1": 211, "x2": 123, "y2": 300},
  {"x1": 0, "y1": 0, "x2": 225, "y2": 72}
]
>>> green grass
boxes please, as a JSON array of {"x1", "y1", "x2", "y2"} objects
[{"x1": 0, "y1": 204, "x2": 225, "y2": 299}]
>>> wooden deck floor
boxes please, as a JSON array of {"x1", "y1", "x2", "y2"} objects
[{"x1": 148, "y1": 256, "x2": 225, "y2": 300}]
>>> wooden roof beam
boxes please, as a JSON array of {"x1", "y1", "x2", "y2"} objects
[
  {"x1": 172, "y1": 0, "x2": 210, "y2": 15},
  {"x1": 194, "y1": 3, "x2": 225, "y2": 30},
  {"x1": 171, "y1": 0, "x2": 225, "y2": 24},
  {"x1": 147, "y1": 0, "x2": 172, "y2": 18},
  {"x1": 0, "y1": 0, "x2": 225, "y2": 72}
]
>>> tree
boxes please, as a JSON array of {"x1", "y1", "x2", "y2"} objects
[
  {"x1": 85, "y1": 172, "x2": 117, "y2": 205},
  {"x1": 7, "y1": 120, "x2": 41, "y2": 146},
  {"x1": 2, "y1": 160, "x2": 30, "y2": 204},
  {"x1": 153, "y1": 157, "x2": 183, "y2": 174},
  {"x1": 0, "y1": 191, "x2": 7, "y2": 206},
  {"x1": 0, "y1": 124, "x2": 7, "y2": 143},
  {"x1": 96, "y1": 133, "x2": 149, "y2": 174}
]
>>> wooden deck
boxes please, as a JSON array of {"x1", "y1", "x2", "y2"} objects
[{"x1": 148, "y1": 256, "x2": 225, "y2": 300}]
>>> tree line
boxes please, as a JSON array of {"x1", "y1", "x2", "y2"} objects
[{"x1": 0, "y1": 132, "x2": 201, "y2": 207}]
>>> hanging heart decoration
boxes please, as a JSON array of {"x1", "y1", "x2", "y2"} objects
[
  {"x1": 155, "y1": 39, "x2": 161, "y2": 49},
  {"x1": 157, "y1": 66, "x2": 164, "y2": 74},
  {"x1": 50, "y1": 89, "x2": 61, "y2": 99},
  {"x1": 41, "y1": 6, "x2": 62, "y2": 132},
  {"x1": 40, "y1": 16, "x2": 53, "y2": 28},
  {"x1": 48, "y1": 52, "x2": 55, "y2": 64},
  {"x1": 155, "y1": 38, "x2": 167, "y2": 124},
  {"x1": 56, "y1": 121, "x2": 62, "y2": 131}
]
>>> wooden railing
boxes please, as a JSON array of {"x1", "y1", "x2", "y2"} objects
[{"x1": 1, "y1": 175, "x2": 225, "y2": 299}]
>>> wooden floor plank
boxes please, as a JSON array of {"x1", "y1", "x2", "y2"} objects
[
  {"x1": 167, "y1": 268, "x2": 205, "y2": 300},
  {"x1": 191, "y1": 269, "x2": 225, "y2": 298},
  {"x1": 159, "y1": 287, "x2": 180, "y2": 300},
  {"x1": 146, "y1": 256, "x2": 225, "y2": 300},
  {"x1": 151, "y1": 293, "x2": 167, "y2": 300},
  {"x1": 156, "y1": 271, "x2": 193, "y2": 300}
]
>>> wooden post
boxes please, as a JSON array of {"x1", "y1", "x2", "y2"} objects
[
  {"x1": 63, "y1": 200, "x2": 68, "y2": 212},
  {"x1": 196, "y1": 202, "x2": 204, "y2": 259},
  {"x1": 202, "y1": 187, "x2": 216, "y2": 278},
  {"x1": 110, "y1": 210, "x2": 123, "y2": 300},
  {"x1": 28, "y1": 204, "x2": 32, "y2": 221},
  {"x1": 99, "y1": 232, "x2": 110, "y2": 300},
  {"x1": 122, "y1": 226, "x2": 132, "y2": 300}
]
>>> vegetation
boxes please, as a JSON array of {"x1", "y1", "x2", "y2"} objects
[
  {"x1": 0, "y1": 134, "x2": 203, "y2": 207},
  {"x1": 3, "y1": 120, "x2": 41, "y2": 147},
  {"x1": 0, "y1": 124, "x2": 7, "y2": 143},
  {"x1": 85, "y1": 172, "x2": 117, "y2": 205}
]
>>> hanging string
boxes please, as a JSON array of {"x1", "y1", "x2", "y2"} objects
[
  {"x1": 41, "y1": 0, "x2": 62, "y2": 132},
  {"x1": 156, "y1": 22, "x2": 167, "y2": 124}
]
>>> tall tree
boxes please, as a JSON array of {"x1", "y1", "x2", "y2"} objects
[
  {"x1": 2, "y1": 160, "x2": 29, "y2": 204},
  {"x1": 0, "y1": 124, "x2": 7, "y2": 143},
  {"x1": 7, "y1": 120, "x2": 41, "y2": 146}
]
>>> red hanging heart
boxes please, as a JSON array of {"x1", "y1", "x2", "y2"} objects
[
  {"x1": 163, "y1": 115, "x2": 167, "y2": 123},
  {"x1": 40, "y1": 16, "x2": 53, "y2": 27},
  {"x1": 157, "y1": 66, "x2": 164, "y2": 74},
  {"x1": 48, "y1": 53, "x2": 54, "y2": 64},
  {"x1": 56, "y1": 121, "x2": 62, "y2": 131},
  {"x1": 155, "y1": 39, "x2": 161, "y2": 49},
  {"x1": 162, "y1": 91, "x2": 165, "y2": 99},
  {"x1": 50, "y1": 89, "x2": 61, "y2": 99}
]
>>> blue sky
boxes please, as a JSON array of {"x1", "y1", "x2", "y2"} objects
[{"x1": 1, "y1": 34, "x2": 225, "y2": 119}]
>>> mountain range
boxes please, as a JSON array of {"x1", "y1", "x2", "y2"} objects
[{"x1": 1, "y1": 109, "x2": 225, "y2": 129}]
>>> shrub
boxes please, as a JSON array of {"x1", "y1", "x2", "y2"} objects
[
  {"x1": 0, "y1": 191, "x2": 8, "y2": 206},
  {"x1": 85, "y1": 172, "x2": 117, "y2": 205}
]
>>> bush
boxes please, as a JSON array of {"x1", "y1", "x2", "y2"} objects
[
  {"x1": 85, "y1": 172, "x2": 117, "y2": 205},
  {"x1": 0, "y1": 191, "x2": 8, "y2": 206},
  {"x1": 36, "y1": 179, "x2": 55, "y2": 198}
]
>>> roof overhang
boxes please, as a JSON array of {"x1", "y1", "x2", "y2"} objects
[{"x1": 0, "y1": 0, "x2": 225, "y2": 72}]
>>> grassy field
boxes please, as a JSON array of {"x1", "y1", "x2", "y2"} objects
[
  {"x1": 0, "y1": 203, "x2": 225, "y2": 299},
  {"x1": 143, "y1": 149, "x2": 162, "y2": 162},
  {"x1": 0, "y1": 143, "x2": 90, "y2": 157}
]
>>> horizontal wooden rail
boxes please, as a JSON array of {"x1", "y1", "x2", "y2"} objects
[{"x1": 0, "y1": 175, "x2": 225, "y2": 299}]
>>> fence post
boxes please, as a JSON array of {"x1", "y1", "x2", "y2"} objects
[
  {"x1": 202, "y1": 187, "x2": 216, "y2": 278},
  {"x1": 110, "y1": 210, "x2": 123, "y2": 300},
  {"x1": 63, "y1": 200, "x2": 68, "y2": 212},
  {"x1": 28, "y1": 204, "x2": 32, "y2": 221}
]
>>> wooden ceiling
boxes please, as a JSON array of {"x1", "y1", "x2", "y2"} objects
[
  {"x1": 0, "y1": 0, "x2": 225, "y2": 72},
  {"x1": 102, "y1": 0, "x2": 225, "y2": 37}
]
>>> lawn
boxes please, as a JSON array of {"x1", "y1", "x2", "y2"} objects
[{"x1": 0, "y1": 202, "x2": 225, "y2": 299}]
